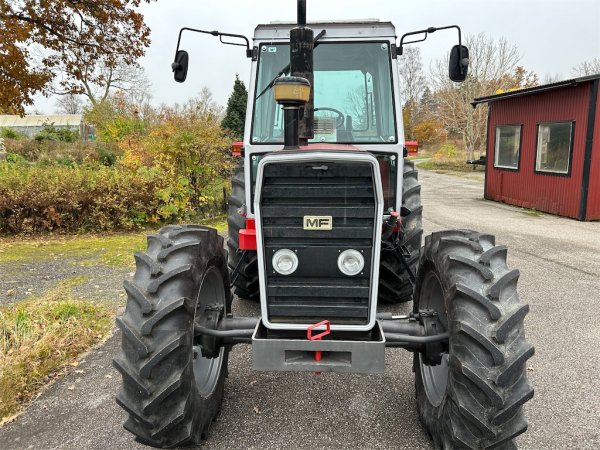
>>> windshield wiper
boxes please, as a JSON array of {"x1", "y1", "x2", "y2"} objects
[{"x1": 255, "y1": 29, "x2": 326, "y2": 101}]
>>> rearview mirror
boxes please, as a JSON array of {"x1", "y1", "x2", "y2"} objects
[
  {"x1": 449, "y1": 45, "x2": 469, "y2": 82},
  {"x1": 172, "y1": 50, "x2": 189, "y2": 83}
]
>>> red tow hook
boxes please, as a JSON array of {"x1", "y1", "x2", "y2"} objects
[{"x1": 307, "y1": 320, "x2": 331, "y2": 374}]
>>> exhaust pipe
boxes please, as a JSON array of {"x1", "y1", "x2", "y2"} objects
[
  {"x1": 289, "y1": 0, "x2": 314, "y2": 145},
  {"x1": 297, "y1": 0, "x2": 306, "y2": 26}
]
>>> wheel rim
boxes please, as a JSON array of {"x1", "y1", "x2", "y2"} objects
[
  {"x1": 193, "y1": 266, "x2": 225, "y2": 398},
  {"x1": 418, "y1": 270, "x2": 449, "y2": 407}
]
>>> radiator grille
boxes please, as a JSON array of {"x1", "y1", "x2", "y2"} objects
[{"x1": 259, "y1": 161, "x2": 376, "y2": 325}]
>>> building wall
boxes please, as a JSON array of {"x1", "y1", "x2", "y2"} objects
[
  {"x1": 3, "y1": 125, "x2": 80, "y2": 139},
  {"x1": 0, "y1": 115, "x2": 86, "y2": 140},
  {"x1": 485, "y1": 83, "x2": 592, "y2": 219},
  {"x1": 586, "y1": 82, "x2": 600, "y2": 220}
]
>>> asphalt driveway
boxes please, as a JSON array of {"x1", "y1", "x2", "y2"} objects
[{"x1": 1, "y1": 169, "x2": 599, "y2": 449}]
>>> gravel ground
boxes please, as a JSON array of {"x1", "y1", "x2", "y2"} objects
[
  {"x1": 0, "y1": 169, "x2": 599, "y2": 449},
  {"x1": 0, "y1": 258, "x2": 131, "y2": 307}
]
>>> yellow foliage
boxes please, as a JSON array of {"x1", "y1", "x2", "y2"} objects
[{"x1": 413, "y1": 120, "x2": 448, "y2": 145}]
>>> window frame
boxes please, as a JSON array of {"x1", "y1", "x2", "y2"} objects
[
  {"x1": 534, "y1": 121, "x2": 576, "y2": 177},
  {"x1": 493, "y1": 124, "x2": 523, "y2": 171},
  {"x1": 249, "y1": 40, "x2": 398, "y2": 145}
]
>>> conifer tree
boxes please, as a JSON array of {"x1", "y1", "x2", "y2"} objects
[{"x1": 221, "y1": 75, "x2": 248, "y2": 140}]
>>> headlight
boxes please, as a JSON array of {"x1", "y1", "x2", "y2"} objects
[
  {"x1": 337, "y1": 249, "x2": 364, "y2": 276},
  {"x1": 272, "y1": 249, "x2": 299, "y2": 275}
]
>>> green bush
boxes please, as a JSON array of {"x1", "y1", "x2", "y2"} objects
[
  {"x1": 434, "y1": 143, "x2": 459, "y2": 160},
  {"x1": 3, "y1": 139, "x2": 121, "y2": 166},
  {"x1": 0, "y1": 162, "x2": 228, "y2": 234},
  {"x1": 5, "y1": 153, "x2": 28, "y2": 164},
  {"x1": 0, "y1": 128, "x2": 26, "y2": 140},
  {"x1": 0, "y1": 91, "x2": 233, "y2": 234},
  {"x1": 0, "y1": 164, "x2": 165, "y2": 233},
  {"x1": 96, "y1": 145, "x2": 118, "y2": 166},
  {"x1": 34, "y1": 124, "x2": 79, "y2": 143}
]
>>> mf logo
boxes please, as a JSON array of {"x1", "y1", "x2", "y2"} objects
[{"x1": 303, "y1": 216, "x2": 333, "y2": 230}]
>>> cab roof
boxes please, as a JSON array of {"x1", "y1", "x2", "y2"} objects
[{"x1": 254, "y1": 21, "x2": 396, "y2": 41}]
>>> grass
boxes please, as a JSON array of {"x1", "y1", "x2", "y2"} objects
[
  {"x1": 418, "y1": 157, "x2": 483, "y2": 173},
  {"x1": 0, "y1": 216, "x2": 228, "y2": 268},
  {"x1": 521, "y1": 208, "x2": 544, "y2": 217},
  {"x1": 201, "y1": 215, "x2": 227, "y2": 233},
  {"x1": 0, "y1": 233, "x2": 148, "y2": 268},
  {"x1": 0, "y1": 278, "x2": 114, "y2": 421}
]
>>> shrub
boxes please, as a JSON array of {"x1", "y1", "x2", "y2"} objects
[
  {"x1": 5, "y1": 153, "x2": 27, "y2": 164},
  {"x1": 0, "y1": 128, "x2": 26, "y2": 140},
  {"x1": 0, "y1": 164, "x2": 166, "y2": 233},
  {"x1": 434, "y1": 143, "x2": 460, "y2": 160},
  {"x1": 1, "y1": 90, "x2": 233, "y2": 234},
  {"x1": 96, "y1": 145, "x2": 119, "y2": 166},
  {"x1": 123, "y1": 96, "x2": 234, "y2": 210},
  {"x1": 34, "y1": 124, "x2": 79, "y2": 143},
  {"x1": 3, "y1": 139, "x2": 121, "y2": 166}
]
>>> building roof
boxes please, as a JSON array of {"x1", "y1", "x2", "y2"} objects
[
  {"x1": 0, "y1": 114, "x2": 83, "y2": 128},
  {"x1": 472, "y1": 74, "x2": 600, "y2": 107}
]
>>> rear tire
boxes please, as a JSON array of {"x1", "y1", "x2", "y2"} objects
[
  {"x1": 414, "y1": 230, "x2": 534, "y2": 449},
  {"x1": 227, "y1": 161, "x2": 260, "y2": 301},
  {"x1": 114, "y1": 225, "x2": 231, "y2": 448},
  {"x1": 378, "y1": 158, "x2": 423, "y2": 304}
]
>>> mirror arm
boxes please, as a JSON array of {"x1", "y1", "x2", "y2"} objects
[
  {"x1": 398, "y1": 24, "x2": 462, "y2": 55},
  {"x1": 174, "y1": 27, "x2": 253, "y2": 60}
]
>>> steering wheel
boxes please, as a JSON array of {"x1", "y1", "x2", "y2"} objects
[{"x1": 314, "y1": 107, "x2": 345, "y2": 128}]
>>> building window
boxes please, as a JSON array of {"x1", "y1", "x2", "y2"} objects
[
  {"x1": 494, "y1": 125, "x2": 521, "y2": 169},
  {"x1": 535, "y1": 122, "x2": 574, "y2": 175}
]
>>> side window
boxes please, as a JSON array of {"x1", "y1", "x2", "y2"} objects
[
  {"x1": 535, "y1": 122, "x2": 574, "y2": 175},
  {"x1": 494, "y1": 125, "x2": 521, "y2": 170}
]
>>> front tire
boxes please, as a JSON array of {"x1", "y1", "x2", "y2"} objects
[
  {"x1": 415, "y1": 230, "x2": 534, "y2": 449},
  {"x1": 379, "y1": 158, "x2": 423, "y2": 304},
  {"x1": 114, "y1": 225, "x2": 231, "y2": 448},
  {"x1": 227, "y1": 161, "x2": 260, "y2": 301}
]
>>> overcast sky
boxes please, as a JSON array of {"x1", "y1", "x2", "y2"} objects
[{"x1": 33, "y1": 0, "x2": 600, "y2": 113}]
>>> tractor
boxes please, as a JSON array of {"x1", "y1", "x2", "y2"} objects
[{"x1": 114, "y1": 1, "x2": 534, "y2": 448}]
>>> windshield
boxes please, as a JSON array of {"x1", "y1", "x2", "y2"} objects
[{"x1": 251, "y1": 42, "x2": 396, "y2": 144}]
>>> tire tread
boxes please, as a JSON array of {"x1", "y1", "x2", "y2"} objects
[{"x1": 414, "y1": 230, "x2": 534, "y2": 449}]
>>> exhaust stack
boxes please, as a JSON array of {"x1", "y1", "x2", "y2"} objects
[{"x1": 289, "y1": 0, "x2": 314, "y2": 145}]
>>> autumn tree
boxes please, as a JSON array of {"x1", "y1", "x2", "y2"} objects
[
  {"x1": 221, "y1": 75, "x2": 248, "y2": 140},
  {"x1": 572, "y1": 57, "x2": 600, "y2": 77},
  {"x1": 398, "y1": 47, "x2": 426, "y2": 139},
  {"x1": 430, "y1": 33, "x2": 528, "y2": 159},
  {"x1": 53, "y1": 60, "x2": 152, "y2": 106},
  {"x1": 0, "y1": 0, "x2": 154, "y2": 115},
  {"x1": 142, "y1": 89, "x2": 233, "y2": 209}
]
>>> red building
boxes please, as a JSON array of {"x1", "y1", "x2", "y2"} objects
[{"x1": 473, "y1": 74, "x2": 600, "y2": 221}]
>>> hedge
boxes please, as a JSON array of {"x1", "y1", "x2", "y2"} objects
[{"x1": 0, "y1": 163, "x2": 176, "y2": 233}]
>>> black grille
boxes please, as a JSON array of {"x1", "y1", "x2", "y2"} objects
[{"x1": 259, "y1": 161, "x2": 376, "y2": 325}]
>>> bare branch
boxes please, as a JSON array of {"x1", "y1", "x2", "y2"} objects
[
  {"x1": 571, "y1": 57, "x2": 600, "y2": 77},
  {"x1": 428, "y1": 33, "x2": 523, "y2": 159}
]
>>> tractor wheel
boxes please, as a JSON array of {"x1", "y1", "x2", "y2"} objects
[
  {"x1": 378, "y1": 158, "x2": 423, "y2": 304},
  {"x1": 114, "y1": 225, "x2": 231, "y2": 448},
  {"x1": 227, "y1": 161, "x2": 260, "y2": 301},
  {"x1": 414, "y1": 230, "x2": 534, "y2": 449}
]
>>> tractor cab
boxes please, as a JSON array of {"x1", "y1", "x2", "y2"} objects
[{"x1": 249, "y1": 21, "x2": 400, "y2": 148}]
